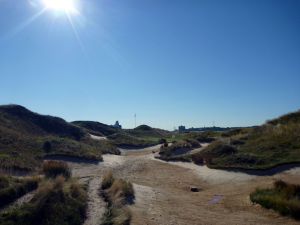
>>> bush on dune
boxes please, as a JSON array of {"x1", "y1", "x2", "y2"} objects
[
  {"x1": 0, "y1": 175, "x2": 9, "y2": 189},
  {"x1": 158, "y1": 139, "x2": 201, "y2": 161}
]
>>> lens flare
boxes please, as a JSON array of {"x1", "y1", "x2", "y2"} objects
[{"x1": 43, "y1": 0, "x2": 78, "y2": 14}]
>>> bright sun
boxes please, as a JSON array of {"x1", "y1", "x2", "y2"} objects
[{"x1": 43, "y1": 0, "x2": 78, "y2": 14}]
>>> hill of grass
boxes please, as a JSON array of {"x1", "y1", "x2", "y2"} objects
[
  {"x1": 0, "y1": 105, "x2": 85, "y2": 140},
  {"x1": 0, "y1": 105, "x2": 118, "y2": 171},
  {"x1": 192, "y1": 110, "x2": 300, "y2": 169},
  {"x1": 71, "y1": 121, "x2": 118, "y2": 136},
  {"x1": 128, "y1": 125, "x2": 170, "y2": 138},
  {"x1": 267, "y1": 110, "x2": 300, "y2": 125},
  {"x1": 107, "y1": 132, "x2": 159, "y2": 148},
  {"x1": 73, "y1": 121, "x2": 172, "y2": 148},
  {"x1": 114, "y1": 125, "x2": 171, "y2": 148}
]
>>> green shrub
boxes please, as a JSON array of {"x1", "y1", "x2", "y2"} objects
[
  {"x1": 43, "y1": 141, "x2": 52, "y2": 153},
  {"x1": 158, "y1": 138, "x2": 167, "y2": 144},
  {"x1": 191, "y1": 153, "x2": 205, "y2": 165},
  {"x1": 250, "y1": 180, "x2": 300, "y2": 220},
  {"x1": 0, "y1": 175, "x2": 9, "y2": 189},
  {"x1": 159, "y1": 139, "x2": 201, "y2": 160}
]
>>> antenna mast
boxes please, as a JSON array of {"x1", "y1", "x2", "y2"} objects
[{"x1": 134, "y1": 113, "x2": 136, "y2": 128}]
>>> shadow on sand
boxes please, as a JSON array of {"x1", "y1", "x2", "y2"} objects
[
  {"x1": 43, "y1": 155, "x2": 100, "y2": 164},
  {"x1": 213, "y1": 163, "x2": 300, "y2": 176}
]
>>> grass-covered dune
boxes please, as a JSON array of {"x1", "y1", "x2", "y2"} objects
[
  {"x1": 73, "y1": 121, "x2": 171, "y2": 148},
  {"x1": 108, "y1": 132, "x2": 162, "y2": 148},
  {"x1": 71, "y1": 121, "x2": 118, "y2": 136},
  {"x1": 0, "y1": 105, "x2": 85, "y2": 140},
  {"x1": 112, "y1": 125, "x2": 171, "y2": 148},
  {"x1": 129, "y1": 125, "x2": 171, "y2": 137},
  {"x1": 0, "y1": 104, "x2": 119, "y2": 171},
  {"x1": 192, "y1": 110, "x2": 300, "y2": 170}
]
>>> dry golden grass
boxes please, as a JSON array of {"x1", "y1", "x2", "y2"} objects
[
  {"x1": 100, "y1": 171, "x2": 134, "y2": 225},
  {"x1": 101, "y1": 171, "x2": 115, "y2": 190},
  {"x1": 42, "y1": 160, "x2": 71, "y2": 178}
]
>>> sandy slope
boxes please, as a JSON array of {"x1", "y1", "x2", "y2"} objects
[{"x1": 90, "y1": 134, "x2": 107, "y2": 140}]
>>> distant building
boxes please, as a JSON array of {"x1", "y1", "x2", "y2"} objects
[
  {"x1": 178, "y1": 125, "x2": 186, "y2": 133},
  {"x1": 112, "y1": 121, "x2": 122, "y2": 129}
]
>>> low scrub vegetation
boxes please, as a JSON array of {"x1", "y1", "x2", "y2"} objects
[
  {"x1": 0, "y1": 175, "x2": 39, "y2": 208},
  {"x1": 107, "y1": 132, "x2": 159, "y2": 148},
  {"x1": 250, "y1": 180, "x2": 300, "y2": 220},
  {"x1": 100, "y1": 171, "x2": 134, "y2": 225},
  {"x1": 42, "y1": 161, "x2": 71, "y2": 179},
  {"x1": 158, "y1": 139, "x2": 201, "y2": 161},
  {"x1": 192, "y1": 111, "x2": 300, "y2": 169},
  {"x1": 0, "y1": 176, "x2": 87, "y2": 225},
  {"x1": 168, "y1": 131, "x2": 217, "y2": 143}
]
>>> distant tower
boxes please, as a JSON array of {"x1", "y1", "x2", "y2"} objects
[{"x1": 134, "y1": 113, "x2": 136, "y2": 128}]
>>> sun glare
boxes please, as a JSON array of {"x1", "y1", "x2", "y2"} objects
[{"x1": 43, "y1": 0, "x2": 78, "y2": 14}]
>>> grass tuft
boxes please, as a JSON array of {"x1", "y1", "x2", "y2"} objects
[
  {"x1": 101, "y1": 171, "x2": 115, "y2": 190},
  {"x1": 42, "y1": 160, "x2": 71, "y2": 179},
  {"x1": 100, "y1": 172, "x2": 134, "y2": 225}
]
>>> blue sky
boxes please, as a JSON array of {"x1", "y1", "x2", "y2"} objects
[{"x1": 0, "y1": 0, "x2": 299, "y2": 130}]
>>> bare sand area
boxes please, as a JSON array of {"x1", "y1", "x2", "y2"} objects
[{"x1": 45, "y1": 144, "x2": 300, "y2": 225}]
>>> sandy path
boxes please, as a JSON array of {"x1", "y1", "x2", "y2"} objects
[
  {"x1": 50, "y1": 144, "x2": 300, "y2": 225},
  {"x1": 57, "y1": 154, "x2": 126, "y2": 225},
  {"x1": 0, "y1": 191, "x2": 36, "y2": 213},
  {"x1": 83, "y1": 177, "x2": 107, "y2": 225}
]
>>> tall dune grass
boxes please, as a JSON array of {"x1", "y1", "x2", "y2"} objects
[
  {"x1": 42, "y1": 160, "x2": 71, "y2": 178},
  {"x1": 100, "y1": 172, "x2": 134, "y2": 225}
]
